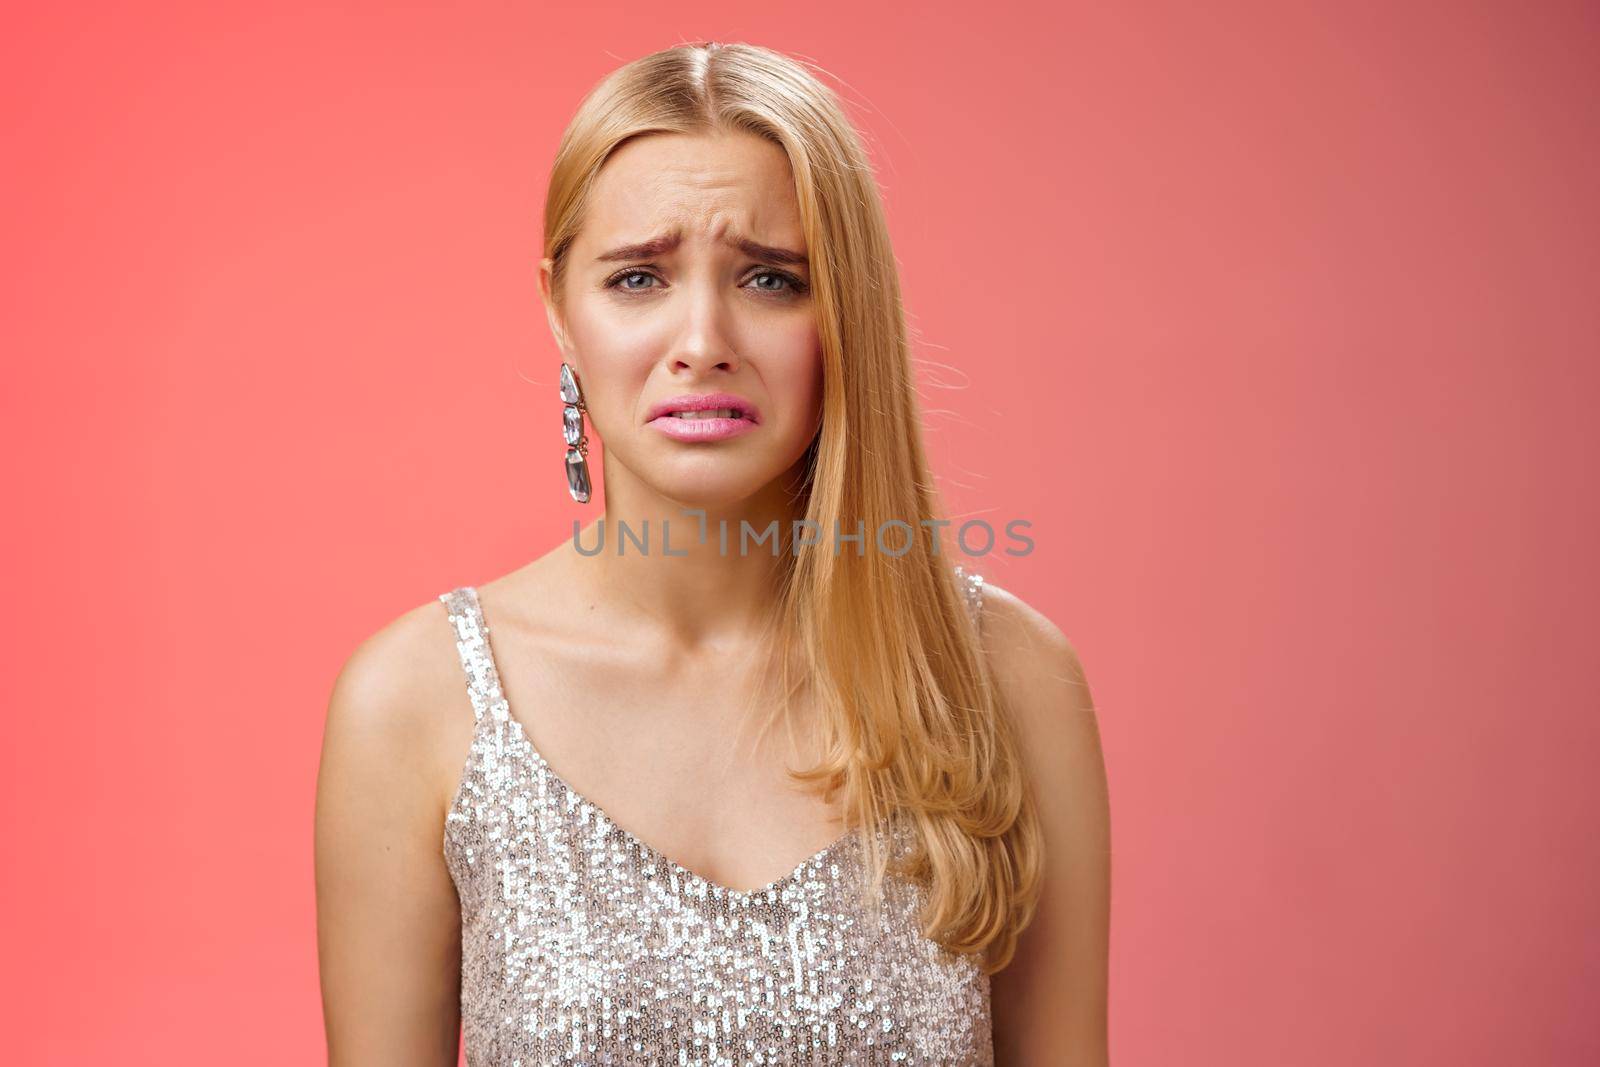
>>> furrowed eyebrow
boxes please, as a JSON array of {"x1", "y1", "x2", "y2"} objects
[
  {"x1": 726, "y1": 235, "x2": 809, "y2": 268},
  {"x1": 595, "y1": 230, "x2": 808, "y2": 268},
  {"x1": 596, "y1": 233, "x2": 682, "y2": 262}
]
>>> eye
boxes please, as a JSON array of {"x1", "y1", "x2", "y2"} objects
[
  {"x1": 606, "y1": 269, "x2": 661, "y2": 292},
  {"x1": 603, "y1": 267, "x2": 809, "y2": 297},
  {"x1": 745, "y1": 270, "x2": 809, "y2": 296}
]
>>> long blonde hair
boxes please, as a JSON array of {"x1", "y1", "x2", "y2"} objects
[{"x1": 542, "y1": 41, "x2": 1042, "y2": 973}]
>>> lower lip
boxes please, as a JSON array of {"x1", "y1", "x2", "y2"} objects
[{"x1": 648, "y1": 414, "x2": 759, "y2": 441}]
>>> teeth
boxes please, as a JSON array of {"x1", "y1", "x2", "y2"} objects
[{"x1": 671, "y1": 408, "x2": 740, "y2": 420}]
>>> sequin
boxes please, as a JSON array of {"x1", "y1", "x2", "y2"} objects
[{"x1": 438, "y1": 566, "x2": 992, "y2": 1065}]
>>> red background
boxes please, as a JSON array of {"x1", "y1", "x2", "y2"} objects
[{"x1": 3, "y1": 2, "x2": 1597, "y2": 1063}]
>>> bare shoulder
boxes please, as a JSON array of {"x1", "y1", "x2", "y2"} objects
[
  {"x1": 315, "y1": 589, "x2": 475, "y2": 1060},
  {"x1": 973, "y1": 575, "x2": 1106, "y2": 853},
  {"x1": 319, "y1": 590, "x2": 474, "y2": 821},
  {"x1": 971, "y1": 575, "x2": 1105, "y2": 863},
  {"x1": 975, "y1": 577, "x2": 1095, "y2": 727},
  {"x1": 977, "y1": 577, "x2": 1111, "y2": 1062}
]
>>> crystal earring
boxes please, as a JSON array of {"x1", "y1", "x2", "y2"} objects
[{"x1": 559, "y1": 362, "x2": 592, "y2": 503}]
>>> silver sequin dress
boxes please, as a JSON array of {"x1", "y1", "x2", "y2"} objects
[{"x1": 437, "y1": 566, "x2": 992, "y2": 1066}]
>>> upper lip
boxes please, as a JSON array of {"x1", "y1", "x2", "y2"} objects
[{"x1": 645, "y1": 393, "x2": 761, "y2": 424}]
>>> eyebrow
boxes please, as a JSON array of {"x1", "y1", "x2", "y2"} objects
[{"x1": 595, "y1": 230, "x2": 809, "y2": 268}]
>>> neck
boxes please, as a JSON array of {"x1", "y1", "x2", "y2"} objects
[{"x1": 566, "y1": 463, "x2": 810, "y2": 649}]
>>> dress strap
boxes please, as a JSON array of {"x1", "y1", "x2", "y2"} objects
[
  {"x1": 438, "y1": 586, "x2": 511, "y2": 724},
  {"x1": 952, "y1": 564, "x2": 986, "y2": 634}
]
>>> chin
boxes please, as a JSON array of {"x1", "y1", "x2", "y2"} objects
[
  {"x1": 634, "y1": 451, "x2": 786, "y2": 507},
  {"x1": 653, "y1": 475, "x2": 770, "y2": 512}
]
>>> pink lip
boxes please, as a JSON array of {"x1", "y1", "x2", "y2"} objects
[{"x1": 646, "y1": 393, "x2": 761, "y2": 442}]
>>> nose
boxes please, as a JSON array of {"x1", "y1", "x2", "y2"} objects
[{"x1": 666, "y1": 277, "x2": 739, "y2": 376}]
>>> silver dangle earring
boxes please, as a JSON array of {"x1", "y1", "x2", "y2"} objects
[{"x1": 559, "y1": 362, "x2": 592, "y2": 503}]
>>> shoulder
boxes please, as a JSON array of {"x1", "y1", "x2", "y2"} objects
[
  {"x1": 975, "y1": 577, "x2": 1092, "y2": 716},
  {"x1": 314, "y1": 593, "x2": 479, "y2": 1047},
  {"x1": 319, "y1": 590, "x2": 473, "y2": 818},
  {"x1": 975, "y1": 577, "x2": 1111, "y2": 1052},
  {"x1": 326, "y1": 592, "x2": 464, "y2": 743},
  {"x1": 971, "y1": 576, "x2": 1105, "y2": 823}
]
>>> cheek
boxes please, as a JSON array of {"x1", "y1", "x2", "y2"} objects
[
  {"x1": 565, "y1": 305, "x2": 655, "y2": 421},
  {"x1": 770, "y1": 326, "x2": 825, "y2": 421},
  {"x1": 568, "y1": 302, "x2": 650, "y2": 369}
]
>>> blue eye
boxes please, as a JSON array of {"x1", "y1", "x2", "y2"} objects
[
  {"x1": 746, "y1": 270, "x2": 809, "y2": 296},
  {"x1": 609, "y1": 270, "x2": 659, "y2": 291},
  {"x1": 748, "y1": 271, "x2": 798, "y2": 293},
  {"x1": 603, "y1": 267, "x2": 809, "y2": 296}
]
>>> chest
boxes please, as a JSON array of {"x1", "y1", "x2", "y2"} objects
[
  {"x1": 488, "y1": 634, "x2": 849, "y2": 894},
  {"x1": 437, "y1": 584, "x2": 996, "y2": 1065},
  {"x1": 445, "y1": 719, "x2": 995, "y2": 1066}
]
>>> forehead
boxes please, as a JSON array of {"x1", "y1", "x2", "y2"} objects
[{"x1": 579, "y1": 131, "x2": 803, "y2": 248}]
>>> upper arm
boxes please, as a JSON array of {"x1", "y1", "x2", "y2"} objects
[
  {"x1": 981, "y1": 582, "x2": 1112, "y2": 1067},
  {"x1": 314, "y1": 602, "x2": 466, "y2": 1067}
]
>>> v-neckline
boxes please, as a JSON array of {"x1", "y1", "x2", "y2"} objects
[{"x1": 465, "y1": 586, "x2": 861, "y2": 900}]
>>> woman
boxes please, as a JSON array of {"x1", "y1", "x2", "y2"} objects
[{"x1": 316, "y1": 41, "x2": 1110, "y2": 1066}]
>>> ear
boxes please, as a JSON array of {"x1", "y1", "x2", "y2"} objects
[{"x1": 538, "y1": 256, "x2": 574, "y2": 356}]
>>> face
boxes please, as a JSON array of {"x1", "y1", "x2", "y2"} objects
[{"x1": 540, "y1": 130, "x2": 824, "y2": 511}]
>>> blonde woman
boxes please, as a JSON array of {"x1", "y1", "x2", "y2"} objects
[{"x1": 316, "y1": 42, "x2": 1110, "y2": 1066}]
